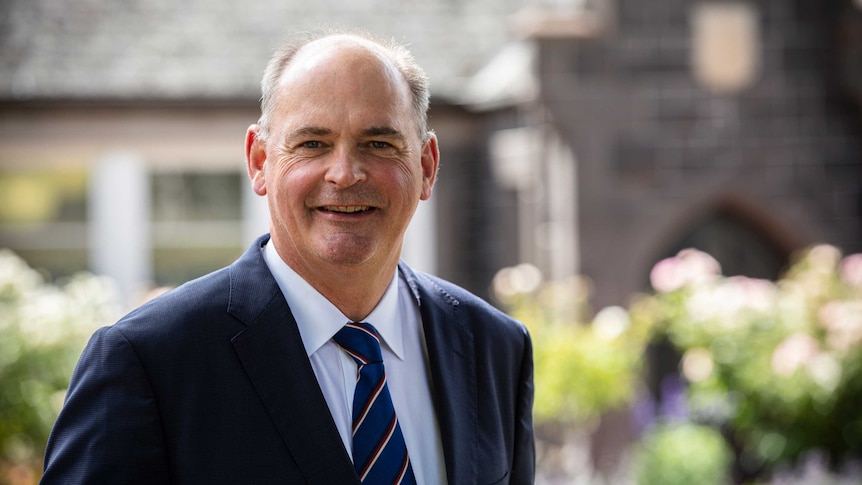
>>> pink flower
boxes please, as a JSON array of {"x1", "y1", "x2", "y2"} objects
[
  {"x1": 649, "y1": 249, "x2": 721, "y2": 293},
  {"x1": 839, "y1": 253, "x2": 862, "y2": 287},
  {"x1": 650, "y1": 257, "x2": 687, "y2": 293}
]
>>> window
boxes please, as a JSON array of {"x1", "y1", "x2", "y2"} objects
[
  {"x1": 0, "y1": 169, "x2": 89, "y2": 278},
  {"x1": 691, "y1": 2, "x2": 761, "y2": 94},
  {"x1": 150, "y1": 171, "x2": 245, "y2": 287}
]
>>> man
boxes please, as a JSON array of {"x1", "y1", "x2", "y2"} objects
[{"x1": 42, "y1": 30, "x2": 534, "y2": 484}]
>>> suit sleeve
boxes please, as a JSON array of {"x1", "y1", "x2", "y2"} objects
[
  {"x1": 41, "y1": 326, "x2": 171, "y2": 484},
  {"x1": 510, "y1": 327, "x2": 536, "y2": 485}
]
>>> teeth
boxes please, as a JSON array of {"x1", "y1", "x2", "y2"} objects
[{"x1": 326, "y1": 205, "x2": 370, "y2": 213}]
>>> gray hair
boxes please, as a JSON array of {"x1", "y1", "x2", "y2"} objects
[{"x1": 256, "y1": 29, "x2": 432, "y2": 142}]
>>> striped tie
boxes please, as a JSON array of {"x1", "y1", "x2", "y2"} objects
[{"x1": 333, "y1": 322, "x2": 417, "y2": 485}]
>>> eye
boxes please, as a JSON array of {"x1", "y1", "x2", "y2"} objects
[
  {"x1": 369, "y1": 141, "x2": 391, "y2": 149},
  {"x1": 301, "y1": 141, "x2": 322, "y2": 149}
]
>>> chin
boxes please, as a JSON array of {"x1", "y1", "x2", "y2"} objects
[{"x1": 315, "y1": 240, "x2": 378, "y2": 267}]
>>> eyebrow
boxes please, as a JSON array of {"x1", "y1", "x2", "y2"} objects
[
  {"x1": 362, "y1": 126, "x2": 407, "y2": 141},
  {"x1": 283, "y1": 125, "x2": 408, "y2": 143},
  {"x1": 285, "y1": 126, "x2": 332, "y2": 140}
]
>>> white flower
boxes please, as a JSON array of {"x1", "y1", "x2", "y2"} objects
[
  {"x1": 592, "y1": 306, "x2": 630, "y2": 340},
  {"x1": 685, "y1": 277, "x2": 775, "y2": 327},
  {"x1": 19, "y1": 286, "x2": 68, "y2": 346},
  {"x1": 806, "y1": 353, "x2": 842, "y2": 392},
  {"x1": 807, "y1": 244, "x2": 842, "y2": 273},
  {"x1": 730, "y1": 276, "x2": 777, "y2": 313},
  {"x1": 685, "y1": 284, "x2": 726, "y2": 324},
  {"x1": 492, "y1": 264, "x2": 543, "y2": 301},
  {"x1": 0, "y1": 249, "x2": 43, "y2": 295},
  {"x1": 818, "y1": 300, "x2": 862, "y2": 353},
  {"x1": 771, "y1": 333, "x2": 820, "y2": 377},
  {"x1": 682, "y1": 348, "x2": 714, "y2": 382}
]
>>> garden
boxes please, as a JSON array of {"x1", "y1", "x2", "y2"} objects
[
  {"x1": 494, "y1": 245, "x2": 862, "y2": 484},
  {"x1": 2, "y1": 244, "x2": 861, "y2": 484}
]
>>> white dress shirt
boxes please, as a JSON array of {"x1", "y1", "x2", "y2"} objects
[{"x1": 263, "y1": 242, "x2": 446, "y2": 484}]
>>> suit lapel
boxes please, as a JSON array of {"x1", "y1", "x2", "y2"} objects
[
  {"x1": 228, "y1": 237, "x2": 359, "y2": 484},
  {"x1": 400, "y1": 263, "x2": 478, "y2": 485},
  {"x1": 225, "y1": 241, "x2": 479, "y2": 484}
]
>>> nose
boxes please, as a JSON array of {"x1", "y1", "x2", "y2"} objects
[{"x1": 324, "y1": 145, "x2": 366, "y2": 188}]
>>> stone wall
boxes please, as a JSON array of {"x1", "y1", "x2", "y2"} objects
[{"x1": 537, "y1": 0, "x2": 862, "y2": 308}]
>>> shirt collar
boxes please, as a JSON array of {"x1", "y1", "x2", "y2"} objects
[{"x1": 262, "y1": 241, "x2": 406, "y2": 360}]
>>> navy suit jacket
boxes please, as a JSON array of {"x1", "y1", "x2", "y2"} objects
[{"x1": 42, "y1": 235, "x2": 535, "y2": 484}]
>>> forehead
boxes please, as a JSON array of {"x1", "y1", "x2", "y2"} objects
[{"x1": 273, "y1": 38, "x2": 413, "y2": 123}]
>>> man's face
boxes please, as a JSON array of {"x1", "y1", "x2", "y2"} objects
[{"x1": 247, "y1": 39, "x2": 438, "y2": 275}]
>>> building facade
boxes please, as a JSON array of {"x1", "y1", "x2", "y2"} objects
[{"x1": 488, "y1": 0, "x2": 862, "y2": 311}]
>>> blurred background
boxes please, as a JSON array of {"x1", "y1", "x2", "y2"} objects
[{"x1": 1, "y1": 0, "x2": 861, "y2": 483}]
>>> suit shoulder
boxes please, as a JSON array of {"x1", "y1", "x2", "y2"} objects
[
  {"x1": 110, "y1": 267, "x2": 234, "y2": 338},
  {"x1": 136, "y1": 266, "x2": 231, "y2": 311},
  {"x1": 413, "y1": 271, "x2": 528, "y2": 337}
]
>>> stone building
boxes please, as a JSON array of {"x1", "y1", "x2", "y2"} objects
[
  {"x1": 484, "y1": 0, "x2": 862, "y2": 313},
  {"x1": 490, "y1": 0, "x2": 862, "y2": 471}
]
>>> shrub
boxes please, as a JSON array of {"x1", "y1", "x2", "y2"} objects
[
  {"x1": 0, "y1": 250, "x2": 119, "y2": 481},
  {"x1": 630, "y1": 245, "x2": 862, "y2": 473},
  {"x1": 634, "y1": 422, "x2": 732, "y2": 485}
]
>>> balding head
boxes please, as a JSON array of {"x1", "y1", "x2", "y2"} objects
[{"x1": 257, "y1": 30, "x2": 431, "y2": 143}]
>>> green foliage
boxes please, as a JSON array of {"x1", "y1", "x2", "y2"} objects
[
  {"x1": 630, "y1": 245, "x2": 862, "y2": 471},
  {"x1": 493, "y1": 268, "x2": 654, "y2": 425},
  {"x1": 499, "y1": 245, "x2": 862, "y2": 480},
  {"x1": 634, "y1": 422, "x2": 732, "y2": 485},
  {"x1": 0, "y1": 250, "x2": 119, "y2": 475}
]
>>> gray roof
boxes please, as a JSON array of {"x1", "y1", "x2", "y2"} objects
[{"x1": 0, "y1": 0, "x2": 526, "y2": 102}]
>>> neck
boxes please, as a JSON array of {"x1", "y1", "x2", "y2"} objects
[
  {"x1": 308, "y1": 263, "x2": 396, "y2": 322},
  {"x1": 273, "y1": 244, "x2": 399, "y2": 323}
]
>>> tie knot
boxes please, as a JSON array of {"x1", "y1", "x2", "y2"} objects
[{"x1": 333, "y1": 322, "x2": 383, "y2": 365}]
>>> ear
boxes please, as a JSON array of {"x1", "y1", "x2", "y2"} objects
[
  {"x1": 245, "y1": 125, "x2": 268, "y2": 196},
  {"x1": 419, "y1": 133, "x2": 440, "y2": 201}
]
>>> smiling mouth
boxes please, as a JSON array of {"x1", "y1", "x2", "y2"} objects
[{"x1": 321, "y1": 205, "x2": 373, "y2": 214}]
